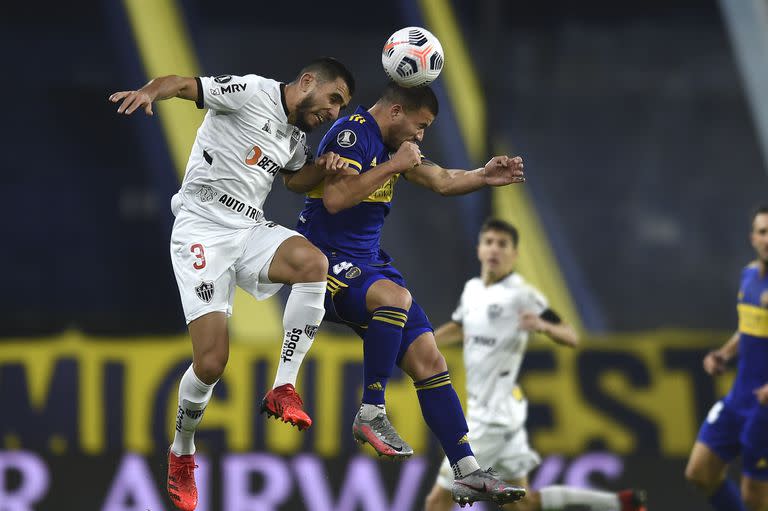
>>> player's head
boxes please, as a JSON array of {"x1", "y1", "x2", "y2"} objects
[
  {"x1": 375, "y1": 82, "x2": 438, "y2": 149},
  {"x1": 751, "y1": 205, "x2": 768, "y2": 263},
  {"x1": 290, "y1": 57, "x2": 355, "y2": 132},
  {"x1": 477, "y1": 218, "x2": 519, "y2": 276}
]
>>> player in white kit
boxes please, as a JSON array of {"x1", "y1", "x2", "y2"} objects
[
  {"x1": 424, "y1": 219, "x2": 648, "y2": 511},
  {"x1": 109, "y1": 57, "x2": 354, "y2": 511}
]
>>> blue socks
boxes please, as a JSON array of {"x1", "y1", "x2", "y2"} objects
[
  {"x1": 414, "y1": 371, "x2": 473, "y2": 465},
  {"x1": 361, "y1": 307, "x2": 408, "y2": 405}
]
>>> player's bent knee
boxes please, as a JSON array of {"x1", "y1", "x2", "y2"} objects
[
  {"x1": 684, "y1": 463, "x2": 718, "y2": 493},
  {"x1": 428, "y1": 350, "x2": 448, "y2": 374},
  {"x1": 194, "y1": 352, "x2": 229, "y2": 383},
  {"x1": 290, "y1": 244, "x2": 328, "y2": 282},
  {"x1": 299, "y1": 250, "x2": 328, "y2": 282},
  {"x1": 384, "y1": 286, "x2": 412, "y2": 310},
  {"x1": 367, "y1": 280, "x2": 412, "y2": 311}
]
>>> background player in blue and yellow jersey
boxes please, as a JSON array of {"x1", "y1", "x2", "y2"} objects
[
  {"x1": 685, "y1": 205, "x2": 768, "y2": 511},
  {"x1": 296, "y1": 83, "x2": 526, "y2": 507}
]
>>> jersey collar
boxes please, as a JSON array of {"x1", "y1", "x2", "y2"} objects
[
  {"x1": 356, "y1": 106, "x2": 383, "y2": 140},
  {"x1": 279, "y1": 83, "x2": 290, "y2": 118}
]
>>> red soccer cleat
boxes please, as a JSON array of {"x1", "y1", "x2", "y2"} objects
[
  {"x1": 260, "y1": 383, "x2": 313, "y2": 430},
  {"x1": 167, "y1": 450, "x2": 198, "y2": 511},
  {"x1": 619, "y1": 489, "x2": 647, "y2": 511}
]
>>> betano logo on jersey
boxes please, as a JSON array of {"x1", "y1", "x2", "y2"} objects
[{"x1": 245, "y1": 145, "x2": 282, "y2": 175}]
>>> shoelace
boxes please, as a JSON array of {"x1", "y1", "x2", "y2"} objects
[
  {"x1": 478, "y1": 468, "x2": 513, "y2": 490},
  {"x1": 170, "y1": 460, "x2": 198, "y2": 483},
  {"x1": 279, "y1": 387, "x2": 304, "y2": 410},
  {"x1": 369, "y1": 414, "x2": 404, "y2": 445}
]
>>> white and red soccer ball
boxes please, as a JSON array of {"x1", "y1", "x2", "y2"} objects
[{"x1": 381, "y1": 26, "x2": 444, "y2": 88}]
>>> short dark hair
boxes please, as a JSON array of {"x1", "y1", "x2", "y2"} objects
[
  {"x1": 753, "y1": 205, "x2": 768, "y2": 221},
  {"x1": 299, "y1": 57, "x2": 355, "y2": 96},
  {"x1": 380, "y1": 82, "x2": 439, "y2": 116},
  {"x1": 480, "y1": 218, "x2": 519, "y2": 247},
  {"x1": 752, "y1": 205, "x2": 768, "y2": 231}
]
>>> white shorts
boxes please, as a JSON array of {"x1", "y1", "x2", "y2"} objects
[
  {"x1": 170, "y1": 205, "x2": 300, "y2": 323},
  {"x1": 436, "y1": 423, "x2": 541, "y2": 489}
]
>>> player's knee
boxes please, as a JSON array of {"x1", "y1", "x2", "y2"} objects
[
  {"x1": 194, "y1": 351, "x2": 229, "y2": 383},
  {"x1": 386, "y1": 286, "x2": 412, "y2": 310},
  {"x1": 684, "y1": 462, "x2": 717, "y2": 493},
  {"x1": 295, "y1": 247, "x2": 328, "y2": 282},
  {"x1": 428, "y1": 350, "x2": 448, "y2": 374}
]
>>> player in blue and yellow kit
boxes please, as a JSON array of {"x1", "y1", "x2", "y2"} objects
[
  {"x1": 685, "y1": 206, "x2": 768, "y2": 511},
  {"x1": 296, "y1": 83, "x2": 526, "y2": 507}
]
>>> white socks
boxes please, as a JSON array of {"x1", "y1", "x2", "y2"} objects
[
  {"x1": 272, "y1": 281, "x2": 326, "y2": 388},
  {"x1": 452, "y1": 456, "x2": 481, "y2": 479},
  {"x1": 540, "y1": 486, "x2": 620, "y2": 511},
  {"x1": 171, "y1": 364, "x2": 216, "y2": 455}
]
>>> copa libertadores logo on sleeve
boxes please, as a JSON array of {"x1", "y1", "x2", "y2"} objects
[{"x1": 336, "y1": 129, "x2": 357, "y2": 148}]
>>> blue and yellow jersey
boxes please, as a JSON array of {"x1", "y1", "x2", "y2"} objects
[
  {"x1": 730, "y1": 261, "x2": 768, "y2": 410},
  {"x1": 296, "y1": 106, "x2": 399, "y2": 263}
]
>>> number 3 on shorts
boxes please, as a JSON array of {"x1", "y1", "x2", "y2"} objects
[{"x1": 191, "y1": 243, "x2": 207, "y2": 270}]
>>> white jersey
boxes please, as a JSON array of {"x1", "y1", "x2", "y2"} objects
[
  {"x1": 452, "y1": 272, "x2": 548, "y2": 430},
  {"x1": 174, "y1": 74, "x2": 310, "y2": 228}
]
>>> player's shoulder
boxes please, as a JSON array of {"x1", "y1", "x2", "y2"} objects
[
  {"x1": 742, "y1": 261, "x2": 762, "y2": 280},
  {"x1": 499, "y1": 272, "x2": 527, "y2": 290},
  {"x1": 462, "y1": 277, "x2": 484, "y2": 295},
  {"x1": 744, "y1": 260, "x2": 761, "y2": 274},
  {"x1": 321, "y1": 111, "x2": 375, "y2": 151}
]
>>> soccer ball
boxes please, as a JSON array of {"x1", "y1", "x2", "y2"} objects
[{"x1": 381, "y1": 26, "x2": 444, "y2": 88}]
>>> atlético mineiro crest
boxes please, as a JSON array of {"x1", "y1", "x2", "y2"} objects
[
  {"x1": 304, "y1": 324, "x2": 318, "y2": 339},
  {"x1": 195, "y1": 281, "x2": 215, "y2": 303}
]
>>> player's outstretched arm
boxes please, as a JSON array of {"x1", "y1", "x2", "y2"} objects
[
  {"x1": 322, "y1": 141, "x2": 420, "y2": 214},
  {"x1": 519, "y1": 311, "x2": 579, "y2": 347},
  {"x1": 434, "y1": 321, "x2": 464, "y2": 347},
  {"x1": 283, "y1": 152, "x2": 353, "y2": 193},
  {"x1": 109, "y1": 75, "x2": 199, "y2": 116},
  {"x1": 703, "y1": 330, "x2": 740, "y2": 376},
  {"x1": 405, "y1": 155, "x2": 525, "y2": 196}
]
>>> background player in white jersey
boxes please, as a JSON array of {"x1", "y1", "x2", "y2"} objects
[
  {"x1": 424, "y1": 219, "x2": 648, "y2": 511},
  {"x1": 109, "y1": 57, "x2": 354, "y2": 511}
]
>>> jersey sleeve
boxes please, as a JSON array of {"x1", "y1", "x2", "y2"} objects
[
  {"x1": 282, "y1": 133, "x2": 312, "y2": 173},
  {"x1": 317, "y1": 120, "x2": 369, "y2": 174},
  {"x1": 196, "y1": 74, "x2": 259, "y2": 112},
  {"x1": 451, "y1": 282, "x2": 470, "y2": 323},
  {"x1": 525, "y1": 285, "x2": 549, "y2": 316}
]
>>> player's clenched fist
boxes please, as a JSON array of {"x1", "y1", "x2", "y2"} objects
[
  {"x1": 109, "y1": 90, "x2": 155, "y2": 116},
  {"x1": 390, "y1": 141, "x2": 422, "y2": 172}
]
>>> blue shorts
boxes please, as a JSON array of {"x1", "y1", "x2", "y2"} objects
[
  {"x1": 697, "y1": 397, "x2": 768, "y2": 480},
  {"x1": 323, "y1": 257, "x2": 433, "y2": 365}
]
